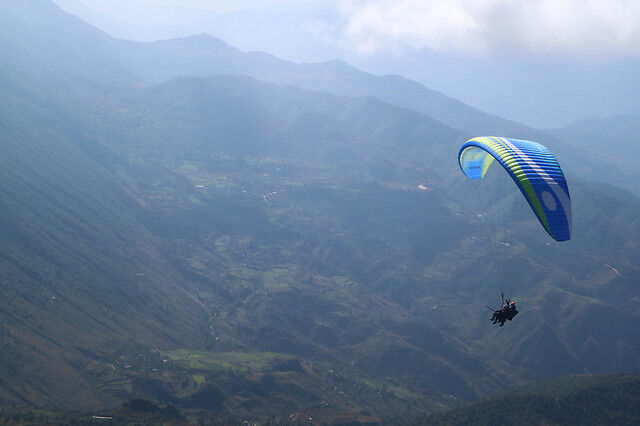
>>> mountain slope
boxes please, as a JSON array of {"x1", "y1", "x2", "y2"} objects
[
  {"x1": 543, "y1": 115, "x2": 640, "y2": 194},
  {"x1": 0, "y1": 1, "x2": 490, "y2": 415},
  {"x1": 0, "y1": 0, "x2": 639, "y2": 421},
  {"x1": 115, "y1": 34, "x2": 540, "y2": 139},
  {"x1": 553, "y1": 115, "x2": 640, "y2": 158},
  {"x1": 108, "y1": 35, "x2": 640, "y2": 194},
  {"x1": 415, "y1": 374, "x2": 640, "y2": 425},
  {"x1": 0, "y1": 0, "x2": 208, "y2": 408},
  {"x1": 99, "y1": 72, "x2": 640, "y2": 381},
  {"x1": 0, "y1": 78, "x2": 210, "y2": 407}
]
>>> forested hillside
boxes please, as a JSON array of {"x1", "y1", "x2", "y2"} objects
[
  {"x1": 0, "y1": 0, "x2": 638, "y2": 422},
  {"x1": 416, "y1": 374, "x2": 640, "y2": 425}
]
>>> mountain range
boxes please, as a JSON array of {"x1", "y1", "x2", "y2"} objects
[
  {"x1": 0, "y1": 0, "x2": 638, "y2": 422},
  {"x1": 51, "y1": 0, "x2": 640, "y2": 129}
]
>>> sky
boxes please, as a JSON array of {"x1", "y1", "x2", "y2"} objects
[
  {"x1": 54, "y1": 0, "x2": 640, "y2": 127},
  {"x1": 63, "y1": 0, "x2": 640, "y2": 58},
  {"x1": 334, "y1": 0, "x2": 640, "y2": 58}
]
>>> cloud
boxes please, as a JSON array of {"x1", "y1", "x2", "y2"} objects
[{"x1": 329, "y1": 0, "x2": 640, "y2": 57}]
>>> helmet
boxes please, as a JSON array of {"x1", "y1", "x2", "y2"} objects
[{"x1": 511, "y1": 301, "x2": 515, "y2": 305}]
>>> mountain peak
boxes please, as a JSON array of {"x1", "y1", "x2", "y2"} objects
[
  {"x1": 149, "y1": 32, "x2": 237, "y2": 53},
  {"x1": 320, "y1": 59, "x2": 352, "y2": 69}
]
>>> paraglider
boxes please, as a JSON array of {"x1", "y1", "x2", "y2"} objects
[
  {"x1": 458, "y1": 136, "x2": 571, "y2": 241},
  {"x1": 488, "y1": 293, "x2": 518, "y2": 327},
  {"x1": 459, "y1": 137, "x2": 569, "y2": 328}
]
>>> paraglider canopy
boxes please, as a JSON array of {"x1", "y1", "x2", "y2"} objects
[{"x1": 459, "y1": 136, "x2": 571, "y2": 241}]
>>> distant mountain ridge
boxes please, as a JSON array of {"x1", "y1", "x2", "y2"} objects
[
  {"x1": 41, "y1": 0, "x2": 640, "y2": 194},
  {"x1": 116, "y1": 33, "x2": 538, "y2": 139},
  {"x1": 52, "y1": 0, "x2": 640, "y2": 129},
  {"x1": 112, "y1": 32, "x2": 640, "y2": 194},
  {"x1": 549, "y1": 114, "x2": 640, "y2": 160},
  {"x1": 38, "y1": 0, "x2": 546, "y2": 138},
  {"x1": 545, "y1": 115, "x2": 640, "y2": 191}
]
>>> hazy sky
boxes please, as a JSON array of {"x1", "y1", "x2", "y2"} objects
[
  {"x1": 65, "y1": 0, "x2": 334, "y2": 24},
  {"x1": 67, "y1": 0, "x2": 640, "y2": 58},
  {"x1": 335, "y1": 0, "x2": 640, "y2": 57}
]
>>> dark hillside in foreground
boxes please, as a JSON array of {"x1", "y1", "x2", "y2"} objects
[
  {"x1": 1, "y1": 374, "x2": 638, "y2": 425},
  {"x1": 415, "y1": 374, "x2": 640, "y2": 425},
  {"x1": 0, "y1": 30, "x2": 207, "y2": 414}
]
